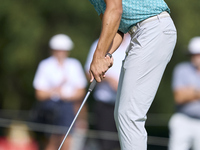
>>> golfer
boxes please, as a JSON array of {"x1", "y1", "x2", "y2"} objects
[{"x1": 89, "y1": 0, "x2": 177, "y2": 149}]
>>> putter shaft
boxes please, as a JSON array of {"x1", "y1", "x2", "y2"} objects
[{"x1": 58, "y1": 80, "x2": 96, "y2": 150}]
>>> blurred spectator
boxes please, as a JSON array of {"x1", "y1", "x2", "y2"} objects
[
  {"x1": 0, "y1": 122, "x2": 38, "y2": 150},
  {"x1": 168, "y1": 37, "x2": 200, "y2": 150},
  {"x1": 32, "y1": 34, "x2": 87, "y2": 150},
  {"x1": 84, "y1": 33, "x2": 130, "y2": 150}
]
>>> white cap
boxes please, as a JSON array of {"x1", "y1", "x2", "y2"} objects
[
  {"x1": 49, "y1": 34, "x2": 74, "y2": 51},
  {"x1": 188, "y1": 37, "x2": 200, "y2": 55}
]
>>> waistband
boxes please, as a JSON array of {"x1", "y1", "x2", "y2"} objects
[{"x1": 128, "y1": 11, "x2": 170, "y2": 35}]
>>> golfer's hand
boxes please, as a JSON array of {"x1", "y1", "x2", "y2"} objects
[{"x1": 89, "y1": 55, "x2": 113, "y2": 82}]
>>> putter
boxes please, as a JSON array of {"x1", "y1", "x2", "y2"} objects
[{"x1": 58, "y1": 79, "x2": 97, "y2": 150}]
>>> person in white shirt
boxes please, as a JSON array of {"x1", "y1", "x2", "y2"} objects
[
  {"x1": 85, "y1": 33, "x2": 130, "y2": 150},
  {"x1": 33, "y1": 34, "x2": 87, "y2": 150}
]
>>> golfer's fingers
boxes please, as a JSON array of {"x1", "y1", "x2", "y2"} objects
[
  {"x1": 102, "y1": 73, "x2": 106, "y2": 78},
  {"x1": 89, "y1": 70, "x2": 94, "y2": 82},
  {"x1": 110, "y1": 57, "x2": 114, "y2": 68},
  {"x1": 89, "y1": 70, "x2": 102, "y2": 83},
  {"x1": 105, "y1": 55, "x2": 113, "y2": 68}
]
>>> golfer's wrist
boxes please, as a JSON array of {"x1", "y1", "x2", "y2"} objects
[{"x1": 105, "y1": 53, "x2": 112, "y2": 58}]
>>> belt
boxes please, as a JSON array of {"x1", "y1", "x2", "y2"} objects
[{"x1": 128, "y1": 11, "x2": 170, "y2": 35}]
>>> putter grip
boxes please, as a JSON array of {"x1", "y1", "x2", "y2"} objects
[{"x1": 88, "y1": 79, "x2": 97, "y2": 92}]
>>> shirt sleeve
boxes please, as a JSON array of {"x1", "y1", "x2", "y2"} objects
[
  {"x1": 84, "y1": 39, "x2": 98, "y2": 73},
  {"x1": 33, "y1": 61, "x2": 50, "y2": 91},
  {"x1": 61, "y1": 59, "x2": 88, "y2": 97},
  {"x1": 72, "y1": 60, "x2": 88, "y2": 89}
]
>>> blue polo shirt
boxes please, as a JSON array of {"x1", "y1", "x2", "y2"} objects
[
  {"x1": 89, "y1": 0, "x2": 170, "y2": 33},
  {"x1": 172, "y1": 62, "x2": 200, "y2": 119}
]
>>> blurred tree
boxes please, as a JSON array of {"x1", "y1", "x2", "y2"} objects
[
  {"x1": 0, "y1": 0, "x2": 100, "y2": 110},
  {"x1": 0, "y1": 0, "x2": 44, "y2": 110}
]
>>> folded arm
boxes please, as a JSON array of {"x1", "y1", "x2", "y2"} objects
[{"x1": 174, "y1": 87, "x2": 200, "y2": 104}]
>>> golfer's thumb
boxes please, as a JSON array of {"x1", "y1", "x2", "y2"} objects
[{"x1": 89, "y1": 71, "x2": 94, "y2": 83}]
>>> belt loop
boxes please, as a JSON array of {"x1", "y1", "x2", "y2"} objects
[
  {"x1": 137, "y1": 22, "x2": 140, "y2": 28},
  {"x1": 157, "y1": 14, "x2": 161, "y2": 22}
]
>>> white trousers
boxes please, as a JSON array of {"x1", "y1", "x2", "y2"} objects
[
  {"x1": 114, "y1": 14, "x2": 177, "y2": 150},
  {"x1": 168, "y1": 113, "x2": 200, "y2": 150}
]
